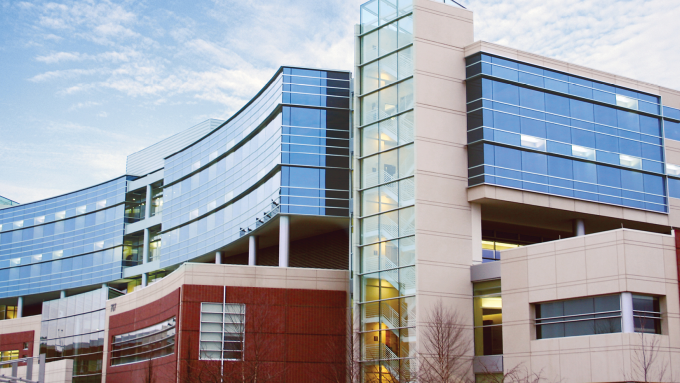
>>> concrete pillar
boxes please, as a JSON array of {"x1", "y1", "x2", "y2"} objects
[
  {"x1": 621, "y1": 292, "x2": 634, "y2": 333},
  {"x1": 144, "y1": 184, "x2": 152, "y2": 219},
  {"x1": 470, "y1": 203, "x2": 482, "y2": 264},
  {"x1": 142, "y1": 228, "x2": 149, "y2": 264},
  {"x1": 16, "y1": 297, "x2": 23, "y2": 318},
  {"x1": 141, "y1": 273, "x2": 148, "y2": 288},
  {"x1": 60, "y1": 290, "x2": 66, "y2": 299},
  {"x1": 248, "y1": 236, "x2": 258, "y2": 266},
  {"x1": 215, "y1": 251, "x2": 222, "y2": 264},
  {"x1": 102, "y1": 283, "x2": 108, "y2": 289},
  {"x1": 279, "y1": 215, "x2": 289, "y2": 268},
  {"x1": 573, "y1": 219, "x2": 585, "y2": 236}
]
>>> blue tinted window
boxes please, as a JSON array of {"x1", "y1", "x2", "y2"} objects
[
  {"x1": 546, "y1": 123, "x2": 571, "y2": 143},
  {"x1": 666, "y1": 120, "x2": 680, "y2": 141},
  {"x1": 597, "y1": 165, "x2": 621, "y2": 188},
  {"x1": 643, "y1": 174, "x2": 664, "y2": 195},
  {"x1": 572, "y1": 129, "x2": 595, "y2": 147},
  {"x1": 547, "y1": 141, "x2": 571, "y2": 156},
  {"x1": 570, "y1": 99, "x2": 594, "y2": 121},
  {"x1": 639, "y1": 116, "x2": 661, "y2": 136},
  {"x1": 621, "y1": 170, "x2": 644, "y2": 192},
  {"x1": 597, "y1": 151, "x2": 619, "y2": 165},
  {"x1": 616, "y1": 87, "x2": 638, "y2": 99},
  {"x1": 495, "y1": 146, "x2": 521, "y2": 170},
  {"x1": 548, "y1": 156, "x2": 573, "y2": 179},
  {"x1": 641, "y1": 143, "x2": 663, "y2": 161},
  {"x1": 520, "y1": 118, "x2": 546, "y2": 138},
  {"x1": 593, "y1": 82, "x2": 615, "y2": 93},
  {"x1": 544, "y1": 69, "x2": 568, "y2": 81},
  {"x1": 595, "y1": 134, "x2": 618, "y2": 152},
  {"x1": 569, "y1": 84, "x2": 592, "y2": 99},
  {"x1": 492, "y1": 81, "x2": 519, "y2": 105},
  {"x1": 544, "y1": 78, "x2": 569, "y2": 93},
  {"x1": 494, "y1": 111, "x2": 520, "y2": 133},
  {"x1": 617, "y1": 110, "x2": 639, "y2": 132},
  {"x1": 669, "y1": 177, "x2": 680, "y2": 199},
  {"x1": 594, "y1": 105, "x2": 617, "y2": 126},
  {"x1": 519, "y1": 88, "x2": 545, "y2": 110},
  {"x1": 492, "y1": 65, "x2": 518, "y2": 82},
  {"x1": 491, "y1": 56, "x2": 518, "y2": 69},
  {"x1": 522, "y1": 151, "x2": 547, "y2": 174},
  {"x1": 618, "y1": 138, "x2": 641, "y2": 157},
  {"x1": 518, "y1": 63, "x2": 542, "y2": 75},
  {"x1": 573, "y1": 161, "x2": 597, "y2": 183},
  {"x1": 290, "y1": 107, "x2": 321, "y2": 127},
  {"x1": 663, "y1": 106, "x2": 680, "y2": 120},
  {"x1": 518, "y1": 72, "x2": 543, "y2": 87},
  {"x1": 545, "y1": 94, "x2": 570, "y2": 116},
  {"x1": 593, "y1": 90, "x2": 616, "y2": 104}
]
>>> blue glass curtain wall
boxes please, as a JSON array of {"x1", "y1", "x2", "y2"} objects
[
  {"x1": 465, "y1": 54, "x2": 671, "y2": 213},
  {"x1": 466, "y1": 53, "x2": 661, "y2": 114},
  {"x1": 160, "y1": 67, "x2": 350, "y2": 268},
  {"x1": 469, "y1": 143, "x2": 666, "y2": 212},
  {"x1": 0, "y1": 177, "x2": 129, "y2": 298}
]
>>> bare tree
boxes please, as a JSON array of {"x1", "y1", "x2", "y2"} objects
[
  {"x1": 626, "y1": 319, "x2": 670, "y2": 383},
  {"x1": 416, "y1": 301, "x2": 473, "y2": 383},
  {"x1": 476, "y1": 363, "x2": 550, "y2": 383}
]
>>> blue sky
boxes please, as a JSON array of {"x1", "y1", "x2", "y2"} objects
[{"x1": 1, "y1": 0, "x2": 679, "y2": 203}]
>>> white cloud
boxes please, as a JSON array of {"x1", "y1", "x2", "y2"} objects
[{"x1": 68, "y1": 101, "x2": 101, "y2": 111}]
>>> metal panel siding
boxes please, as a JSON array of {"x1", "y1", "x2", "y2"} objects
[{"x1": 125, "y1": 119, "x2": 224, "y2": 176}]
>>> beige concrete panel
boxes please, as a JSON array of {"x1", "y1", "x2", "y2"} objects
[
  {"x1": 555, "y1": 249, "x2": 587, "y2": 285},
  {"x1": 503, "y1": 243, "x2": 528, "y2": 260},
  {"x1": 416, "y1": 173, "x2": 468, "y2": 207},
  {"x1": 558, "y1": 351, "x2": 593, "y2": 382},
  {"x1": 413, "y1": 39, "x2": 466, "y2": 81},
  {"x1": 413, "y1": 104, "x2": 467, "y2": 145},
  {"x1": 416, "y1": 232, "x2": 473, "y2": 265},
  {"x1": 660, "y1": 87, "x2": 680, "y2": 109},
  {"x1": 415, "y1": 73, "x2": 467, "y2": 113},
  {"x1": 467, "y1": 184, "x2": 496, "y2": 201},
  {"x1": 503, "y1": 323, "x2": 533, "y2": 354},
  {"x1": 527, "y1": 353, "x2": 561, "y2": 382},
  {"x1": 623, "y1": 244, "x2": 666, "y2": 281},
  {"x1": 645, "y1": 210, "x2": 670, "y2": 226},
  {"x1": 666, "y1": 138, "x2": 680, "y2": 165},
  {"x1": 622, "y1": 207, "x2": 648, "y2": 223},
  {"x1": 501, "y1": 290, "x2": 530, "y2": 323},
  {"x1": 589, "y1": 348, "x2": 625, "y2": 383},
  {"x1": 413, "y1": 0, "x2": 473, "y2": 49},
  {"x1": 417, "y1": 264, "x2": 472, "y2": 302},
  {"x1": 522, "y1": 191, "x2": 550, "y2": 208},
  {"x1": 548, "y1": 195, "x2": 576, "y2": 212},
  {"x1": 501, "y1": 258, "x2": 529, "y2": 292},
  {"x1": 415, "y1": 139, "x2": 467, "y2": 177},
  {"x1": 599, "y1": 203, "x2": 625, "y2": 219},
  {"x1": 494, "y1": 187, "x2": 523, "y2": 204},
  {"x1": 669, "y1": 198, "x2": 680, "y2": 227},
  {"x1": 416, "y1": 203, "x2": 472, "y2": 237},
  {"x1": 585, "y1": 243, "x2": 619, "y2": 281}
]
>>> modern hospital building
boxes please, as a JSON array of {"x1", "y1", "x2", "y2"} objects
[{"x1": 1, "y1": 1, "x2": 679, "y2": 382}]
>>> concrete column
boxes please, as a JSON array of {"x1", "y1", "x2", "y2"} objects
[
  {"x1": 141, "y1": 273, "x2": 148, "y2": 288},
  {"x1": 470, "y1": 203, "x2": 482, "y2": 264},
  {"x1": 248, "y1": 236, "x2": 258, "y2": 266},
  {"x1": 279, "y1": 215, "x2": 289, "y2": 267},
  {"x1": 17, "y1": 297, "x2": 23, "y2": 318},
  {"x1": 215, "y1": 251, "x2": 222, "y2": 264},
  {"x1": 142, "y1": 228, "x2": 150, "y2": 264},
  {"x1": 102, "y1": 283, "x2": 108, "y2": 289},
  {"x1": 621, "y1": 292, "x2": 635, "y2": 333},
  {"x1": 60, "y1": 290, "x2": 66, "y2": 299},
  {"x1": 144, "y1": 184, "x2": 152, "y2": 219},
  {"x1": 573, "y1": 219, "x2": 585, "y2": 236}
]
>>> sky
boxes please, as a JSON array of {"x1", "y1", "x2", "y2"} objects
[{"x1": 1, "y1": 0, "x2": 679, "y2": 204}]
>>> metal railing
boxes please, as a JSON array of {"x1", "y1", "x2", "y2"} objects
[{"x1": 0, "y1": 355, "x2": 46, "y2": 383}]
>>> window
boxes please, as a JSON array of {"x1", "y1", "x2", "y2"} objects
[
  {"x1": 0, "y1": 350, "x2": 19, "y2": 368},
  {"x1": 200, "y1": 303, "x2": 246, "y2": 360},
  {"x1": 110, "y1": 317, "x2": 176, "y2": 366},
  {"x1": 473, "y1": 280, "x2": 503, "y2": 355},
  {"x1": 536, "y1": 295, "x2": 621, "y2": 339},
  {"x1": 632, "y1": 295, "x2": 661, "y2": 334}
]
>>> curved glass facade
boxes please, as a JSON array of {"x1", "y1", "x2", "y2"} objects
[
  {"x1": 160, "y1": 67, "x2": 351, "y2": 268},
  {"x1": 0, "y1": 177, "x2": 129, "y2": 298}
]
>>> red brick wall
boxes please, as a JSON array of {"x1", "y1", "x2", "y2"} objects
[
  {"x1": 0, "y1": 331, "x2": 33, "y2": 360},
  {"x1": 179, "y1": 285, "x2": 347, "y2": 383},
  {"x1": 106, "y1": 284, "x2": 347, "y2": 383},
  {"x1": 106, "y1": 288, "x2": 181, "y2": 383},
  {"x1": 675, "y1": 229, "x2": 680, "y2": 314}
]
